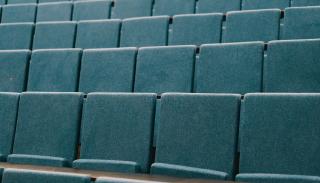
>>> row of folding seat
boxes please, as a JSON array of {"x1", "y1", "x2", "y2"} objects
[
  {"x1": 1, "y1": 39, "x2": 320, "y2": 94},
  {"x1": 1, "y1": 0, "x2": 320, "y2": 20},
  {"x1": 0, "y1": 92, "x2": 319, "y2": 183},
  {"x1": 1, "y1": 169, "x2": 161, "y2": 183},
  {"x1": 1, "y1": 6, "x2": 319, "y2": 52}
]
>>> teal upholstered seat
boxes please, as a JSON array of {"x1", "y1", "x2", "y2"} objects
[
  {"x1": 96, "y1": 177, "x2": 164, "y2": 183},
  {"x1": 283, "y1": 6, "x2": 320, "y2": 39},
  {"x1": 2, "y1": 169, "x2": 91, "y2": 183},
  {"x1": 37, "y1": 2, "x2": 73, "y2": 22},
  {"x1": 33, "y1": 22, "x2": 76, "y2": 49},
  {"x1": 75, "y1": 20, "x2": 121, "y2": 49},
  {"x1": 79, "y1": 48, "x2": 137, "y2": 93},
  {"x1": 170, "y1": 13, "x2": 223, "y2": 46},
  {"x1": 264, "y1": 39, "x2": 320, "y2": 92},
  {"x1": 120, "y1": 16, "x2": 169, "y2": 47},
  {"x1": 291, "y1": 0, "x2": 320, "y2": 7},
  {"x1": 112, "y1": 0, "x2": 153, "y2": 19},
  {"x1": 0, "y1": 50, "x2": 30, "y2": 92},
  {"x1": 27, "y1": 49, "x2": 82, "y2": 92},
  {"x1": 197, "y1": 0, "x2": 240, "y2": 13},
  {"x1": 7, "y1": 0, "x2": 37, "y2": 3},
  {"x1": 223, "y1": 9, "x2": 281, "y2": 42},
  {"x1": 153, "y1": 0, "x2": 195, "y2": 16},
  {"x1": 39, "y1": 0, "x2": 72, "y2": 2},
  {"x1": 237, "y1": 174, "x2": 320, "y2": 183},
  {"x1": 134, "y1": 46, "x2": 196, "y2": 94},
  {"x1": 238, "y1": 93, "x2": 320, "y2": 183},
  {"x1": 195, "y1": 42, "x2": 264, "y2": 94},
  {"x1": 0, "y1": 23, "x2": 34, "y2": 50},
  {"x1": 73, "y1": 0, "x2": 111, "y2": 21},
  {"x1": 0, "y1": 93, "x2": 19, "y2": 162},
  {"x1": 73, "y1": 93, "x2": 156, "y2": 173},
  {"x1": 8, "y1": 92, "x2": 83, "y2": 167},
  {"x1": 242, "y1": 0, "x2": 289, "y2": 10},
  {"x1": 151, "y1": 93, "x2": 240, "y2": 180},
  {"x1": 2, "y1": 4, "x2": 37, "y2": 23}
]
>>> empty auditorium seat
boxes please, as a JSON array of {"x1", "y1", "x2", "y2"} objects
[
  {"x1": 154, "y1": 0, "x2": 195, "y2": 16},
  {"x1": 223, "y1": 9, "x2": 281, "y2": 42},
  {"x1": 283, "y1": 6, "x2": 320, "y2": 39},
  {"x1": 7, "y1": 0, "x2": 37, "y2": 3},
  {"x1": 120, "y1": 16, "x2": 169, "y2": 47},
  {"x1": 291, "y1": 0, "x2": 320, "y2": 7},
  {"x1": 197, "y1": 0, "x2": 241, "y2": 13},
  {"x1": 96, "y1": 177, "x2": 164, "y2": 183},
  {"x1": 27, "y1": 49, "x2": 82, "y2": 92},
  {"x1": 237, "y1": 93, "x2": 320, "y2": 182},
  {"x1": 0, "y1": 50, "x2": 30, "y2": 92},
  {"x1": 75, "y1": 20, "x2": 121, "y2": 49},
  {"x1": 170, "y1": 13, "x2": 223, "y2": 46},
  {"x1": 134, "y1": 46, "x2": 196, "y2": 94},
  {"x1": 264, "y1": 39, "x2": 320, "y2": 92},
  {"x1": 33, "y1": 22, "x2": 76, "y2": 49},
  {"x1": 79, "y1": 48, "x2": 136, "y2": 93},
  {"x1": 242, "y1": 0, "x2": 289, "y2": 10},
  {"x1": 73, "y1": 93, "x2": 156, "y2": 173},
  {"x1": 0, "y1": 93, "x2": 19, "y2": 161},
  {"x1": 0, "y1": 23, "x2": 34, "y2": 50},
  {"x1": 2, "y1": 169, "x2": 91, "y2": 183},
  {"x1": 151, "y1": 93, "x2": 240, "y2": 179},
  {"x1": 2, "y1": 4, "x2": 37, "y2": 23},
  {"x1": 112, "y1": 0, "x2": 153, "y2": 19},
  {"x1": 37, "y1": 2, "x2": 73, "y2": 22},
  {"x1": 195, "y1": 42, "x2": 264, "y2": 94},
  {"x1": 39, "y1": 0, "x2": 72, "y2": 2},
  {"x1": 73, "y1": 0, "x2": 111, "y2": 21},
  {"x1": 7, "y1": 92, "x2": 83, "y2": 167}
]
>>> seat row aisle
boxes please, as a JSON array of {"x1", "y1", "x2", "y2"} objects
[
  {"x1": 1, "y1": 0, "x2": 320, "y2": 20},
  {"x1": 0, "y1": 92, "x2": 319, "y2": 183},
  {"x1": 1, "y1": 39, "x2": 320, "y2": 94}
]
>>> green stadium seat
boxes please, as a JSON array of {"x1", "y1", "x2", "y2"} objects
[
  {"x1": 2, "y1": 4, "x2": 37, "y2": 23},
  {"x1": 134, "y1": 46, "x2": 196, "y2": 94},
  {"x1": 0, "y1": 23, "x2": 34, "y2": 50},
  {"x1": 223, "y1": 9, "x2": 281, "y2": 42},
  {"x1": 242, "y1": 0, "x2": 289, "y2": 10},
  {"x1": 33, "y1": 22, "x2": 76, "y2": 49},
  {"x1": 170, "y1": 13, "x2": 223, "y2": 46},
  {"x1": 96, "y1": 177, "x2": 164, "y2": 183},
  {"x1": 39, "y1": 0, "x2": 72, "y2": 2},
  {"x1": 73, "y1": 93, "x2": 156, "y2": 173},
  {"x1": 238, "y1": 93, "x2": 320, "y2": 182},
  {"x1": 153, "y1": 0, "x2": 195, "y2": 16},
  {"x1": 112, "y1": 0, "x2": 153, "y2": 19},
  {"x1": 7, "y1": 0, "x2": 37, "y2": 3},
  {"x1": 79, "y1": 48, "x2": 136, "y2": 93},
  {"x1": 195, "y1": 42, "x2": 264, "y2": 94},
  {"x1": 120, "y1": 16, "x2": 169, "y2": 47},
  {"x1": 0, "y1": 50, "x2": 30, "y2": 92},
  {"x1": 151, "y1": 93, "x2": 241, "y2": 180},
  {"x1": 291, "y1": 0, "x2": 320, "y2": 7},
  {"x1": 264, "y1": 39, "x2": 320, "y2": 92},
  {"x1": 0, "y1": 93, "x2": 19, "y2": 161},
  {"x1": 283, "y1": 6, "x2": 320, "y2": 39},
  {"x1": 75, "y1": 20, "x2": 121, "y2": 49},
  {"x1": 237, "y1": 174, "x2": 320, "y2": 183},
  {"x1": 73, "y1": 0, "x2": 111, "y2": 21},
  {"x1": 2, "y1": 169, "x2": 91, "y2": 183},
  {"x1": 27, "y1": 49, "x2": 82, "y2": 92},
  {"x1": 7, "y1": 92, "x2": 83, "y2": 167},
  {"x1": 37, "y1": 2, "x2": 73, "y2": 22},
  {"x1": 197, "y1": 0, "x2": 240, "y2": 13}
]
